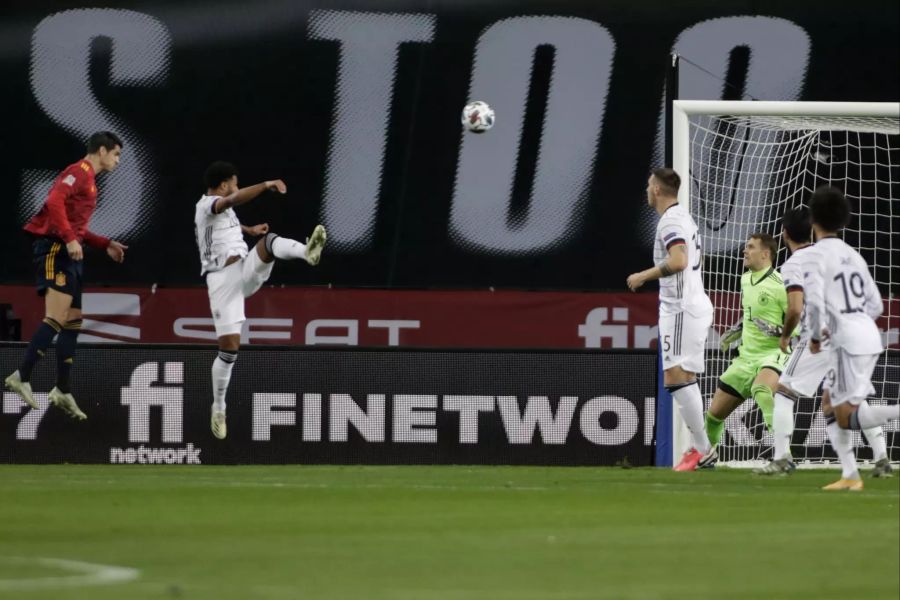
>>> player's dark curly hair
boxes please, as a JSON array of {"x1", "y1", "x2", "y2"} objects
[
  {"x1": 782, "y1": 206, "x2": 811, "y2": 244},
  {"x1": 204, "y1": 161, "x2": 239, "y2": 190},
  {"x1": 810, "y1": 186, "x2": 850, "y2": 232},
  {"x1": 86, "y1": 131, "x2": 123, "y2": 153}
]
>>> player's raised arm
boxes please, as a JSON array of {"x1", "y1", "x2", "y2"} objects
[{"x1": 213, "y1": 180, "x2": 286, "y2": 214}]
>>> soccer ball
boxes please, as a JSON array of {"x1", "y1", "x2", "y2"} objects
[{"x1": 461, "y1": 101, "x2": 495, "y2": 133}]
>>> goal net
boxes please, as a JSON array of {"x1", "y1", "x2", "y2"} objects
[{"x1": 672, "y1": 100, "x2": 899, "y2": 467}]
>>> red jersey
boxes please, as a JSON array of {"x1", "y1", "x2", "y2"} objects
[{"x1": 23, "y1": 159, "x2": 110, "y2": 249}]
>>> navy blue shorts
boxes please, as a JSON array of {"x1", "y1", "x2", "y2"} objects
[{"x1": 32, "y1": 238, "x2": 83, "y2": 309}]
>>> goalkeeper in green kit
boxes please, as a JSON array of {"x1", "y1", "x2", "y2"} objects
[{"x1": 704, "y1": 233, "x2": 796, "y2": 467}]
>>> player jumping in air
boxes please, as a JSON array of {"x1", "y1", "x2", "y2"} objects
[
  {"x1": 195, "y1": 161, "x2": 326, "y2": 439},
  {"x1": 704, "y1": 233, "x2": 793, "y2": 467},
  {"x1": 627, "y1": 168, "x2": 716, "y2": 471},
  {"x1": 756, "y1": 207, "x2": 891, "y2": 477},
  {"x1": 4, "y1": 131, "x2": 128, "y2": 420},
  {"x1": 802, "y1": 186, "x2": 898, "y2": 490}
]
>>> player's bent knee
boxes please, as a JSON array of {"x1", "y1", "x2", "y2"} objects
[
  {"x1": 750, "y1": 382, "x2": 770, "y2": 397},
  {"x1": 663, "y1": 366, "x2": 693, "y2": 386},
  {"x1": 663, "y1": 373, "x2": 685, "y2": 387},
  {"x1": 777, "y1": 384, "x2": 797, "y2": 399},
  {"x1": 259, "y1": 233, "x2": 280, "y2": 262},
  {"x1": 707, "y1": 402, "x2": 729, "y2": 420},
  {"x1": 218, "y1": 334, "x2": 241, "y2": 352},
  {"x1": 835, "y1": 404, "x2": 859, "y2": 430},
  {"x1": 709, "y1": 389, "x2": 740, "y2": 419}
]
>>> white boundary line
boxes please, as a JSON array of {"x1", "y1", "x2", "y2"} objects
[{"x1": 0, "y1": 557, "x2": 139, "y2": 591}]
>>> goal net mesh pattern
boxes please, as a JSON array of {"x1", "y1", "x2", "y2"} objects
[{"x1": 684, "y1": 110, "x2": 899, "y2": 466}]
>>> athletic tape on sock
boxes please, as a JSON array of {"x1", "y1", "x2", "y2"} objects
[{"x1": 264, "y1": 233, "x2": 280, "y2": 255}]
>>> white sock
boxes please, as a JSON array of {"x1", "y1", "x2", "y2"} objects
[
  {"x1": 773, "y1": 392, "x2": 795, "y2": 461},
  {"x1": 670, "y1": 381, "x2": 711, "y2": 453},
  {"x1": 212, "y1": 350, "x2": 237, "y2": 414},
  {"x1": 856, "y1": 401, "x2": 900, "y2": 429},
  {"x1": 826, "y1": 420, "x2": 859, "y2": 480},
  {"x1": 271, "y1": 236, "x2": 307, "y2": 261},
  {"x1": 863, "y1": 426, "x2": 887, "y2": 462}
]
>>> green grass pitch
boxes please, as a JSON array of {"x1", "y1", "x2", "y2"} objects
[{"x1": 0, "y1": 466, "x2": 897, "y2": 599}]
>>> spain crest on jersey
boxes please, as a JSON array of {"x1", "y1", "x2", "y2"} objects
[{"x1": 55, "y1": 272, "x2": 66, "y2": 287}]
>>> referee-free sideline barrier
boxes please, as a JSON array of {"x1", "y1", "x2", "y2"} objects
[{"x1": 0, "y1": 344, "x2": 658, "y2": 466}]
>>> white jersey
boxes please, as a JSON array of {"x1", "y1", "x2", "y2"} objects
[
  {"x1": 194, "y1": 194, "x2": 248, "y2": 275},
  {"x1": 779, "y1": 244, "x2": 818, "y2": 338},
  {"x1": 804, "y1": 237, "x2": 883, "y2": 354},
  {"x1": 653, "y1": 204, "x2": 713, "y2": 316}
]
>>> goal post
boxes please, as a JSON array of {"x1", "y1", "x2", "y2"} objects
[{"x1": 671, "y1": 100, "x2": 900, "y2": 467}]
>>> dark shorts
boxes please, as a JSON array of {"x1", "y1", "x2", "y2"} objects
[{"x1": 32, "y1": 238, "x2": 83, "y2": 309}]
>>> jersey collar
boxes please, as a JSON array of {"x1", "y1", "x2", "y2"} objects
[
  {"x1": 661, "y1": 202, "x2": 679, "y2": 215},
  {"x1": 749, "y1": 266, "x2": 774, "y2": 286}
]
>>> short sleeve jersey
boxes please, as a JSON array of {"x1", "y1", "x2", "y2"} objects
[
  {"x1": 653, "y1": 204, "x2": 713, "y2": 316},
  {"x1": 194, "y1": 195, "x2": 248, "y2": 275}
]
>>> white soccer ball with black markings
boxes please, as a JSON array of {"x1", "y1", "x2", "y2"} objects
[{"x1": 461, "y1": 101, "x2": 495, "y2": 133}]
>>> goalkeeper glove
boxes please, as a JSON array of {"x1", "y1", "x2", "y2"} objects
[
  {"x1": 752, "y1": 317, "x2": 784, "y2": 337},
  {"x1": 720, "y1": 322, "x2": 743, "y2": 352}
]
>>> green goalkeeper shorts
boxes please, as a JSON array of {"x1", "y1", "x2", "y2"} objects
[{"x1": 718, "y1": 350, "x2": 790, "y2": 400}]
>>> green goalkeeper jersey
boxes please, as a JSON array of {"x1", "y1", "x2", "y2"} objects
[{"x1": 738, "y1": 267, "x2": 787, "y2": 360}]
